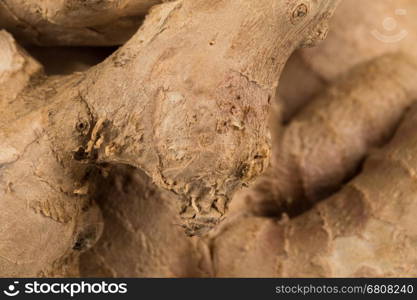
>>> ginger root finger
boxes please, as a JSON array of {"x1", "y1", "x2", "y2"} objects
[
  {"x1": 230, "y1": 53, "x2": 417, "y2": 216},
  {"x1": 0, "y1": 102, "x2": 103, "y2": 277},
  {"x1": 205, "y1": 104, "x2": 417, "y2": 277},
  {"x1": 1, "y1": 4, "x2": 341, "y2": 266},
  {"x1": 70, "y1": 0, "x2": 339, "y2": 234},
  {"x1": 0, "y1": 33, "x2": 103, "y2": 276},
  {"x1": 0, "y1": 30, "x2": 42, "y2": 101},
  {"x1": 0, "y1": 0, "x2": 162, "y2": 46},
  {"x1": 277, "y1": 0, "x2": 417, "y2": 123},
  {"x1": 301, "y1": 0, "x2": 417, "y2": 81}
]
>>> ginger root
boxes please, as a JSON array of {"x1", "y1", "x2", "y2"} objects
[
  {"x1": 203, "y1": 102, "x2": 417, "y2": 277},
  {"x1": 80, "y1": 165, "x2": 205, "y2": 277},
  {"x1": 39, "y1": 0, "x2": 417, "y2": 279},
  {"x1": 0, "y1": 31, "x2": 42, "y2": 100},
  {"x1": 230, "y1": 0, "x2": 417, "y2": 218},
  {"x1": 0, "y1": 0, "x2": 162, "y2": 46},
  {"x1": 207, "y1": 1, "x2": 417, "y2": 276},
  {"x1": 230, "y1": 53, "x2": 417, "y2": 217},
  {"x1": 279, "y1": 0, "x2": 417, "y2": 115},
  {"x1": 6, "y1": 0, "x2": 417, "y2": 280},
  {"x1": 302, "y1": 0, "x2": 417, "y2": 81},
  {"x1": 0, "y1": 0, "x2": 340, "y2": 276}
]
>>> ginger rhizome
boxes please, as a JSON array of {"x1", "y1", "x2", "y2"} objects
[
  {"x1": 230, "y1": 53, "x2": 417, "y2": 217},
  {"x1": 279, "y1": 0, "x2": 417, "y2": 118},
  {"x1": 3, "y1": 0, "x2": 417, "y2": 279},
  {"x1": 0, "y1": 0, "x2": 162, "y2": 46},
  {"x1": 81, "y1": 53, "x2": 417, "y2": 278},
  {"x1": 0, "y1": 0, "x2": 339, "y2": 276},
  {"x1": 80, "y1": 165, "x2": 205, "y2": 277},
  {"x1": 206, "y1": 0, "x2": 417, "y2": 277},
  {"x1": 204, "y1": 103, "x2": 417, "y2": 277}
]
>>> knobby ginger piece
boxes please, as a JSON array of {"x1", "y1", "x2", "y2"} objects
[
  {"x1": 0, "y1": 0, "x2": 340, "y2": 276},
  {"x1": 0, "y1": 0, "x2": 163, "y2": 46},
  {"x1": 0, "y1": 30, "x2": 42, "y2": 100},
  {"x1": 204, "y1": 104, "x2": 417, "y2": 277},
  {"x1": 278, "y1": 0, "x2": 417, "y2": 121},
  {"x1": 230, "y1": 53, "x2": 417, "y2": 216}
]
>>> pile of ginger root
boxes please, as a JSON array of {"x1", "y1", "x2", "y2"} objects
[{"x1": 1, "y1": 0, "x2": 417, "y2": 278}]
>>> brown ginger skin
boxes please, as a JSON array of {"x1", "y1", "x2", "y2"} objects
[
  {"x1": 0, "y1": 31, "x2": 42, "y2": 99},
  {"x1": 50, "y1": 0, "x2": 340, "y2": 235},
  {"x1": 302, "y1": 0, "x2": 417, "y2": 81},
  {"x1": 230, "y1": 53, "x2": 417, "y2": 217},
  {"x1": 203, "y1": 104, "x2": 417, "y2": 277},
  {"x1": 278, "y1": 51, "x2": 326, "y2": 122},
  {"x1": 81, "y1": 53, "x2": 417, "y2": 278},
  {"x1": 0, "y1": 0, "x2": 163, "y2": 46},
  {"x1": 233, "y1": 0, "x2": 417, "y2": 218},
  {"x1": 0, "y1": 0, "x2": 340, "y2": 276},
  {"x1": 0, "y1": 31, "x2": 103, "y2": 277},
  {"x1": 80, "y1": 165, "x2": 205, "y2": 277},
  {"x1": 74, "y1": 1, "x2": 417, "y2": 278},
  {"x1": 279, "y1": 0, "x2": 417, "y2": 115}
]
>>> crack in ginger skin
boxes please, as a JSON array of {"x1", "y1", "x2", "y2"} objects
[{"x1": 0, "y1": 0, "x2": 340, "y2": 276}]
